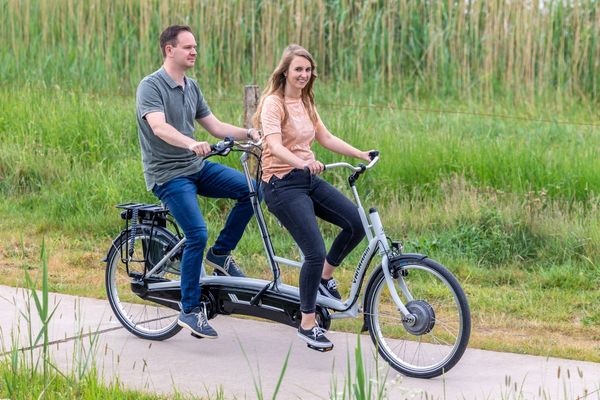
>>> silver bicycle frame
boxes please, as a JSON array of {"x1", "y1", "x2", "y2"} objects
[
  {"x1": 145, "y1": 239, "x2": 186, "y2": 277},
  {"x1": 324, "y1": 160, "x2": 411, "y2": 317}
]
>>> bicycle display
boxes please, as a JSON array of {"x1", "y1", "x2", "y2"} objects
[{"x1": 104, "y1": 138, "x2": 471, "y2": 378}]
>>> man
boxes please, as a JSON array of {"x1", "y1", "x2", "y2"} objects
[{"x1": 136, "y1": 25, "x2": 260, "y2": 339}]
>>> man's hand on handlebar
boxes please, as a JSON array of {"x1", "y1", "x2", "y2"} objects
[
  {"x1": 187, "y1": 141, "x2": 212, "y2": 157},
  {"x1": 247, "y1": 128, "x2": 262, "y2": 142},
  {"x1": 189, "y1": 134, "x2": 263, "y2": 159}
]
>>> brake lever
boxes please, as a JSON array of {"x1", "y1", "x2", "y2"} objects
[
  {"x1": 369, "y1": 150, "x2": 380, "y2": 160},
  {"x1": 209, "y1": 136, "x2": 235, "y2": 156}
]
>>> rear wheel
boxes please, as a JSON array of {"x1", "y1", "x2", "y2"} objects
[
  {"x1": 105, "y1": 225, "x2": 183, "y2": 340},
  {"x1": 364, "y1": 257, "x2": 470, "y2": 378}
]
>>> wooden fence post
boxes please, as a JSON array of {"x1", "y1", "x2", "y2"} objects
[
  {"x1": 243, "y1": 85, "x2": 261, "y2": 174},
  {"x1": 243, "y1": 85, "x2": 260, "y2": 128}
]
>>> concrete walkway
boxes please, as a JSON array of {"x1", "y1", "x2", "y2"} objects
[{"x1": 1, "y1": 284, "x2": 598, "y2": 399}]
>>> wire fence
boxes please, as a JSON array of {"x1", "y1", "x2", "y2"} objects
[{"x1": 210, "y1": 97, "x2": 600, "y2": 128}]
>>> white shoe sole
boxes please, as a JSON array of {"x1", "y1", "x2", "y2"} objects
[
  {"x1": 204, "y1": 259, "x2": 230, "y2": 276},
  {"x1": 177, "y1": 319, "x2": 218, "y2": 339},
  {"x1": 297, "y1": 331, "x2": 333, "y2": 349}
]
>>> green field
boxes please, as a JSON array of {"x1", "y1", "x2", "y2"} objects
[{"x1": 1, "y1": 0, "x2": 599, "y2": 390}]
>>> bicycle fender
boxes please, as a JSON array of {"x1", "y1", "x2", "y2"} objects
[
  {"x1": 389, "y1": 253, "x2": 428, "y2": 266},
  {"x1": 102, "y1": 230, "x2": 129, "y2": 263}
]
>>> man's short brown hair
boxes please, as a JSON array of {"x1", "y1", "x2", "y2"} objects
[{"x1": 159, "y1": 25, "x2": 193, "y2": 58}]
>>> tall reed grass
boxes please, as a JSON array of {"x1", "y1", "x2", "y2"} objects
[{"x1": 1, "y1": 0, "x2": 598, "y2": 101}]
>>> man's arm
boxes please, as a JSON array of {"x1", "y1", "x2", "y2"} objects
[
  {"x1": 145, "y1": 111, "x2": 260, "y2": 157},
  {"x1": 198, "y1": 114, "x2": 260, "y2": 142},
  {"x1": 146, "y1": 111, "x2": 212, "y2": 156}
]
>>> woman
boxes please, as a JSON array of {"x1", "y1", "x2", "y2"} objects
[{"x1": 253, "y1": 44, "x2": 373, "y2": 350}]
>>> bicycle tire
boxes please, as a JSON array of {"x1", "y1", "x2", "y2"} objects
[
  {"x1": 105, "y1": 224, "x2": 183, "y2": 340},
  {"x1": 363, "y1": 256, "x2": 471, "y2": 378}
]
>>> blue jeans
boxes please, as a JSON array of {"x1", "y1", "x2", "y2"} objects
[
  {"x1": 153, "y1": 161, "x2": 255, "y2": 313},
  {"x1": 263, "y1": 169, "x2": 365, "y2": 314}
]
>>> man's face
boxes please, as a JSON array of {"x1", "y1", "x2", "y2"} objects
[{"x1": 166, "y1": 31, "x2": 197, "y2": 70}]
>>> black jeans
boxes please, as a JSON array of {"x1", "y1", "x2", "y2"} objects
[{"x1": 263, "y1": 169, "x2": 365, "y2": 313}]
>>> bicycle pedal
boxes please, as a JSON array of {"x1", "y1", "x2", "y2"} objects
[
  {"x1": 191, "y1": 332, "x2": 204, "y2": 339},
  {"x1": 307, "y1": 343, "x2": 334, "y2": 352}
]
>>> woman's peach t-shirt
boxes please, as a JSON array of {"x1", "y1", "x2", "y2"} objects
[{"x1": 260, "y1": 94, "x2": 325, "y2": 182}]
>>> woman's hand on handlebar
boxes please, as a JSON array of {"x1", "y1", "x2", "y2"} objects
[
  {"x1": 187, "y1": 141, "x2": 212, "y2": 157},
  {"x1": 304, "y1": 160, "x2": 325, "y2": 175},
  {"x1": 358, "y1": 150, "x2": 377, "y2": 162}
]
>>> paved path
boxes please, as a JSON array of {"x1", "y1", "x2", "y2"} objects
[{"x1": 1, "y1": 285, "x2": 599, "y2": 399}]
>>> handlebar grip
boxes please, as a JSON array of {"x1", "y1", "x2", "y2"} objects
[
  {"x1": 304, "y1": 162, "x2": 327, "y2": 173},
  {"x1": 369, "y1": 150, "x2": 379, "y2": 160},
  {"x1": 210, "y1": 136, "x2": 234, "y2": 153}
]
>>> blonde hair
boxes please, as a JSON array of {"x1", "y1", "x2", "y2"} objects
[{"x1": 252, "y1": 44, "x2": 318, "y2": 129}]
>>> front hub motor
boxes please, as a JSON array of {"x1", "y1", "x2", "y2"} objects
[{"x1": 402, "y1": 300, "x2": 436, "y2": 335}]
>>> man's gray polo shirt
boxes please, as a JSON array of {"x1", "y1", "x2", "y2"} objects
[{"x1": 136, "y1": 67, "x2": 211, "y2": 190}]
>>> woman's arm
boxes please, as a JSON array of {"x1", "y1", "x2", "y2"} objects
[{"x1": 315, "y1": 125, "x2": 372, "y2": 162}]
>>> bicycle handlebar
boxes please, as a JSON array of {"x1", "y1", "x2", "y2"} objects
[
  {"x1": 323, "y1": 150, "x2": 380, "y2": 172},
  {"x1": 208, "y1": 136, "x2": 234, "y2": 155},
  {"x1": 208, "y1": 138, "x2": 378, "y2": 185},
  {"x1": 206, "y1": 136, "x2": 262, "y2": 157}
]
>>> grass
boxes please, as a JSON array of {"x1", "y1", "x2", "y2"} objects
[{"x1": 0, "y1": 364, "x2": 177, "y2": 400}]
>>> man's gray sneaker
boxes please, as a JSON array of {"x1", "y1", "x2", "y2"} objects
[
  {"x1": 319, "y1": 278, "x2": 341, "y2": 300},
  {"x1": 178, "y1": 306, "x2": 218, "y2": 339},
  {"x1": 205, "y1": 247, "x2": 246, "y2": 277},
  {"x1": 297, "y1": 325, "x2": 333, "y2": 350}
]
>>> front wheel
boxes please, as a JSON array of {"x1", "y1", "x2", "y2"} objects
[
  {"x1": 105, "y1": 225, "x2": 183, "y2": 340},
  {"x1": 363, "y1": 256, "x2": 471, "y2": 378}
]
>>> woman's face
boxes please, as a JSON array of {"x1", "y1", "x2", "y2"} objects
[{"x1": 285, "y1": 55, "x2": 312, "y2": 93}]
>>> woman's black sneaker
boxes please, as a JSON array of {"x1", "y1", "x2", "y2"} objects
[
  {"x1": 319, "y1": 278, "x2": 341, "y2": 300},
  {"x1": 297, "y1": 326, "x2": 333, "y2": 351}
]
